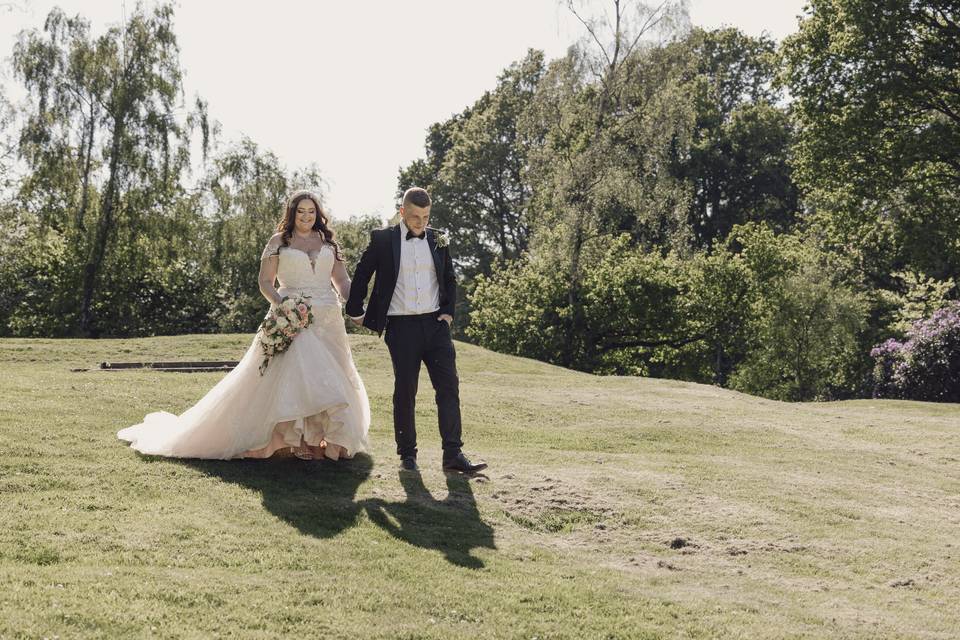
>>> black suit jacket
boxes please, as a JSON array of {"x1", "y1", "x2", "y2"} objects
[{"x1": 346, "y1": 224, "x2": 456, "y2": 335}]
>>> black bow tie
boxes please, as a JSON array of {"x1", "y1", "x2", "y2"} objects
[{"x1": 405, "y1": 230, "x2": 426, "y2": 241}]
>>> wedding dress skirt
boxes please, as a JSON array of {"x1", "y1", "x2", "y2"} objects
[{"x1": 118, "y1": 243, "x2": 370, "y2": 460}]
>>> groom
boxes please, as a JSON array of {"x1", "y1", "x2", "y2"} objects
[{"x1": 346, "y1": 187, "x2": 487, "y2": 474}]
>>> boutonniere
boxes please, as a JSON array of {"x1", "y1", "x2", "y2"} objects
[{"x1": 435, "y1": 231, "x2": 449, "y2": 248}]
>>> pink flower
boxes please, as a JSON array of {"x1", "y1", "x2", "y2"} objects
[{"x1": 298, "y1": 303, "x2": 307, "y2": 314}]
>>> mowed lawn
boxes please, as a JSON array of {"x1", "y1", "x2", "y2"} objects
[{"x1": 1, "y1": 334, "x2": 959, "y2": 639}]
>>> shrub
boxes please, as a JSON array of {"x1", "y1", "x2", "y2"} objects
[
  {"x1": 871, "y1": 302, "x2": 960, "y2": 402},
  {"x1": 467, "y1": 256, "x2": 570, "y2": 365},
  {"x1": 729, "y1": 261, "x2": 866, "y2": 401}
]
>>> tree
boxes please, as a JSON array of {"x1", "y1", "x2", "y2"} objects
[
  {"x1": 521, "y1": 0, "x2": 691, "y2": 367},
  {"x1": 12, "y1": 8, "x2": 100, "y2": 235},
  {"x1": 727, "y1": 223, "x2": 868, "y2": 401},
  {"x1": 333, "y1": 214, "x2": 384, "y2": 273},
  {"x1": 468, "y1": 235, "x2": 753, "y2": 381},
  {"x1": 12, "y1": 4, "x2": 210, "y2": 336},
  {"x1": 200, "y1": 137, "x2": 321, "y2": 332},
  {"x1": 673, "y1": 28, "x2": 799, "y2": 247},
  {"x1": 0, "y1": 88, "x2": 14, "y2": 193},
  {"x1": 398, "y1": 49, "x2": 545, "y2": 280},
  {"x1": 781, "y1": 0, "x2": 960, "y2": 282}
]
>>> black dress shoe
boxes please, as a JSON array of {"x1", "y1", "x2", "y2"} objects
[
  {"x1": 442, "y1": 452, "x2": 487, "y2": 473},
  {"x1": 399, "y1": 456, "x2": 420, "y2": 472}
]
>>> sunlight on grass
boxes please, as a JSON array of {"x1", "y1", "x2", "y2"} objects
[{"x1": 1, "y1": 335, "x2": 959, "y2": 638}]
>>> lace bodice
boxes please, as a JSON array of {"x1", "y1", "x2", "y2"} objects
[{"x1": 262, "y1": 237, "x2": 340, "y2": 306}]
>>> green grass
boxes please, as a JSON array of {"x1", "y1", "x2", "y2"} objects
[{"x1": 1, "y1": 334, "x2": 959, "y2": 639}]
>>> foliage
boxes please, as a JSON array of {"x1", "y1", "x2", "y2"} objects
[
  {"x1": 11, "y1": 3, "x2": 211, "y2": 336},
  {"x1": 875, "y1": 271, "x2": 956, "y2": 337},
  {"x1": 3, "y1": 1, "x2": 959, "y2": 404},
  {"x1": 333, "y1": 214, "x2": 384, "y2": 274},
  {"x1": 725, "y1": 223, "x2": 868, "y2": 401},
  {"x1": 871, "y1": 302, "x2": 960, "y2": 402},
  {"x1": 521, "y1": 3, "x2": 695, "y2": 368},
  {"x1": 469, "y1": 220, "x2": 868, "y2": 400},
  {"x1": 466, "y1": 254, "x2": 570, "y2": 364},
  {"x1": 673, "y1": 28, "x2": 799, "y2": 247},
  {"x1": 0, "y1": 229, "x2": 80, "y2": 337},
  {"x1": 398, "y1": 49, "x2": 545, "y2": 281},
  {"x1": 469, "y1": 234, "x2": 753, "y2": 382},
  {"x1": 581, "y1": 236, "x2": 753, "y2": 379},
  {"x1": 730, "y1": 261, "x2": 867, "y2": 401},
  {"x1": 0, "y1": 87, "x2": 14, "y2": 194},
  {"x1": 780, "y1": 0, "x2": 960, "y2": 282}
]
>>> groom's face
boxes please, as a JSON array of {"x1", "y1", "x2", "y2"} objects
[{"x1": 400, "y1": 204, "x2": 430, "y2": 235}]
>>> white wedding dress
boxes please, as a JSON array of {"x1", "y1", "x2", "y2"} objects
[{"x1": 117, "y1": 241, "x2": 370, "y2": 460}]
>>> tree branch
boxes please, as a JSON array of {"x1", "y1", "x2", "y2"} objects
[
  {"x1": 567, "y1": 1, "x2": 613, "y2": 69},
  {"x1": 603, "y1": 330, "x2": 709, "y2": 350},
  {"x1": 622, "y1": 0, "x2": 670, "y2": 62}
]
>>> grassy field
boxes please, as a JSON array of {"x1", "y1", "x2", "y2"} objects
[{"x1": 1, "y1": 334, "x2": 958, "y2": 639}]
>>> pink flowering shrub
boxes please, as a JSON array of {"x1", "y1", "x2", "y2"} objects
[{"x1": 871, "y1": 302, "x2": 960, "y2": 401}]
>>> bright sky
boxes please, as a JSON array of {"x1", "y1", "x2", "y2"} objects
[{"x1": 0, "y1": 0, "x2": 807, "y2": 221}]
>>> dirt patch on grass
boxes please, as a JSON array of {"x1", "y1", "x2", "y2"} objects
[{"x1": 492, "y1": 475, "x2": 618, "y2": 534}]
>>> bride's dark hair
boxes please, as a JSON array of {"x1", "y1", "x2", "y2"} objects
[{"x1": 276, "y1": 190, "x2": 344, "y2": 261}]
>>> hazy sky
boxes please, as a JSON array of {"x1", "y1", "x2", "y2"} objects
[{"x1": 0, "y1": 0, "x2": 807, "y2": 221}]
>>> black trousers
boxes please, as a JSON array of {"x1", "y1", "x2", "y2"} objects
[{"x1": 384, "y1": 312, "x2": 463, "y2": 460}]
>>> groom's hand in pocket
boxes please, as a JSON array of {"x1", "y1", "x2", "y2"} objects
[{"x1": 438, "y1": 314, "x2": 453, "y2": 327}]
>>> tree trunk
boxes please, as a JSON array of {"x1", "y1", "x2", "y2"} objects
[
  {"x1": 79, "y1": 114, "x2": 124, "y2": 337},
  {"x1": 563, "y1": 218, "x2": 588, "y2": 368},
  {"x1": 494, "y1": 173, "x2": 509, "y2": 261},
  {"x1": 76, "y1": 101, "x2": 97, "y2": 231}
]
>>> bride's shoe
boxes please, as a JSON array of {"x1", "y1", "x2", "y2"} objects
[{"x1": 293, "y1": 436, "x2": 316, "y2": 460}]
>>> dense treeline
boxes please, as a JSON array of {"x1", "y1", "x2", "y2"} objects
[
  {"x1": 0, "y1": 5, "x2": 379, "y2": 338},
  {"x1": 399, "y1": 0, "x2": 960, "y2": 401},
  {"x1": 1, "y1": 1, "x2": 958, "y2": 401}
]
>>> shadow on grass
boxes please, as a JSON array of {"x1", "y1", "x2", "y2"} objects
[
  {"x1": 362, "y1": 471, "x2": 496, "y2": 569},
  {"x1": 178, "y1": 455, "x2": 495, "y2": 567},
  {"x1": 181, "y1": 453, "x2": 373, "y2": 538}
]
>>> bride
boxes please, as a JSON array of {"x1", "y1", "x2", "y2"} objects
[{"x1": 118, "y1": 190, "x2": 370, "y2": 460}]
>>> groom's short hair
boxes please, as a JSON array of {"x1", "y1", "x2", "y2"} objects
[{"x1": 401, "y1": 187, "x2": 431, "y2": 209}]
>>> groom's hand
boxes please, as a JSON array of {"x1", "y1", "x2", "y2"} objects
[
  {"x1": 349, "y1": 315, "x2": 364, "y2": 326},
  {"x1": 438, "y1": 314, "x2": 452, "y2": 326}
]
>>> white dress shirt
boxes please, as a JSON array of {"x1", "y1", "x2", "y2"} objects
[{"x1": 388, "y1": 220, "x2": 441, "y2": 316}]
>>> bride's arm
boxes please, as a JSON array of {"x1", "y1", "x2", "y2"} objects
[
  {"x1": 331, "y1": 258, "x2": 351, "y2": 301},
  {"x1": 258, "y1": 255, "x2": 283, "y2": 306}
]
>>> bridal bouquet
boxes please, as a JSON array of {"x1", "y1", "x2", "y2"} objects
[{"x1": 257, "y1": 295, "x2": 314, "y2": 375}]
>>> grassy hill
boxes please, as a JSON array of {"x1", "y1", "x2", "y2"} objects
[{"x1": 1, "y1": 334, "x2": 958, "y2": 639}]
